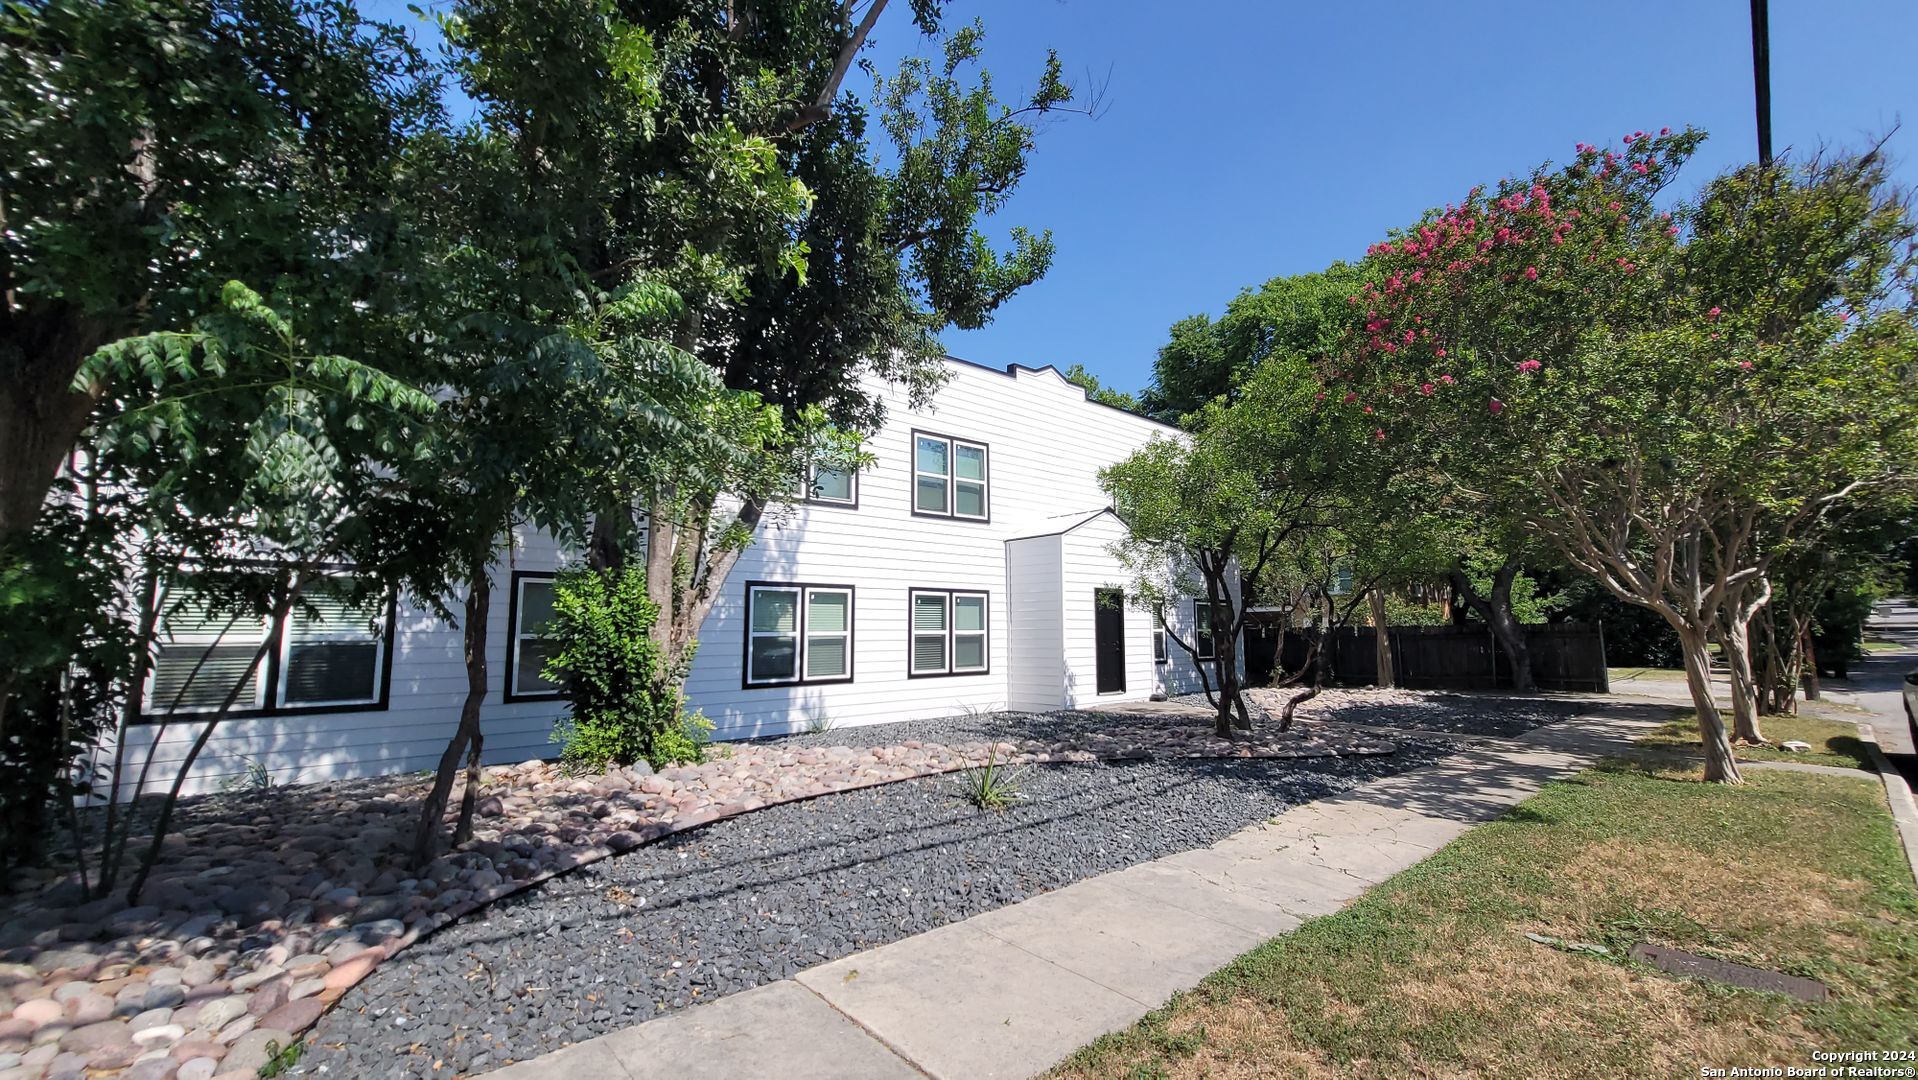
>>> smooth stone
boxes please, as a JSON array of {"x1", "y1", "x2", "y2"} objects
[
  {"x1": 125, "y1": 1058, "x2": 180, "y2": 1080},
  {"x1": 177, "y1": 1059, "x2": 218, "y2": 1080},
  {"x1": 321, "y1": 952, "x2": 380, "y2": 994},
  {"x1": 131, "y1": 1023, "x2": 185, "y2": 1045},
  {"x1": 189, "y1": 998, "x2": 246, "y2": 1032},
  {"x1": 127, "y1": 1008, "x2": 174, "y2": 1032},
  {"x1": 221, "y1": 1028, "x2": 292, "y2": 1074},
  {"x1": 170, "y1": 1040, "x2": 224, "y2": 1063},
  {"x1": 10, "y1": 1000, "x2": 60, "y2": 1029},
  {"x1": 255, "y1": 998, "x2": 323, "y2": 1034},
  {"x1": 58, "y1": 1019, "x2": 129, "y2": 1053}
]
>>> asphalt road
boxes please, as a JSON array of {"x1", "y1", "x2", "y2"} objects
[{"x1": 1833, "y1": 598, "x2": 1918, "y2": 790}]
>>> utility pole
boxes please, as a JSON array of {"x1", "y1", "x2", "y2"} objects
[{"x1": 1751, "y1": 0, "x2": 1773, "y2": 166}]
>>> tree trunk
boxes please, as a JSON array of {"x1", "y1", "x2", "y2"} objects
[
  {"x1": 1280, "y1": 626, "x2": 1324, "y2": 731},
  {"x1": 1721, "y1": 618, "x2": 1765, "y2": 745},
  {"x1": 1449, "y1": 560, "x2": 1535, "y2": 691},
  {"x1": 1800, "y1": 627, "x2": 1821, "y2": 700},
  {"x1": 0, "y1": 321, "x2": 110, "y2": 545},
  {"x1": 1676, "y1": 623, "x2": 1742, "y2": 783},
  {"x1": 413, "y1": 561, "x2": 491, "y2": 867},
  {"x1": 1369, "y1": 589, "x2": 1395, "y2": 688}
]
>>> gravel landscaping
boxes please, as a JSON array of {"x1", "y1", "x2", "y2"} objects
[
  {"x1": 289, "y1": 738, "x2": 1461, "y2": 1079},
  {"x1": 0, "y1": 703, "x2": 1389, "y2": 1080},
  {"x1": 1235, "y1": 686, "x2": 1586, "y2": 738}
]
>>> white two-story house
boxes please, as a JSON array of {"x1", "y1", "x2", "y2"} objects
[{"x1": 116, "y1": 359, "x2": 1238, "y2": 794}]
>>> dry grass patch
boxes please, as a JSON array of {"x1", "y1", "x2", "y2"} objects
[{"x1": 1050, "y1": 768, "x2": 1917, "y2": 1080}]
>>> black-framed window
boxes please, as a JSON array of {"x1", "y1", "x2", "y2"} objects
[
  {"x1": 805, "y1": 464, "x2": 857, "y2": 507},
  {"x1": 909, "y1": 589, "x2": 989, "y2": 677},
  {"x1": 506, "y1": 572, "x2": 562, "y2": 702},
  {"x1": 1194, "y1": 599, "x2": 1218, "y2": 661},
  {"x1": 1153, "y1": 609, "x2": 1168, "y2": 664},
  {"x1": 743, "y1": 581, "x2": 855, "y2": 687},
  {"x1": 911, "y1": 431, "x2": 989, "y2": 521},
  {"x1": 144, "y1": 572, "x2": 392, "y2": 721}
]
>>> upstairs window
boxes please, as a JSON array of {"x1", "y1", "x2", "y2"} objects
[
  {"x1": 912, "y1": 432, "x2": 989, "y2": 520},
  {"x1": 744, "y1": 582, "x2": 855, "y2": 687},
  {"x1": 806, "y1": 464, "x2": 856, "y2": 507},
  {"x1": 909, "y1": 589, "x2": 989, "y2": 676}
]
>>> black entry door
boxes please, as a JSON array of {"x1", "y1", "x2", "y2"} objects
[{"x1": 1094, "y1": 588, "x2": 1126, "y2": 694}]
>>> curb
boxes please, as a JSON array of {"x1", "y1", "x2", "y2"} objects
[{"x1": 1857, "y1": 723, "x2": 1918, "y2": 888}]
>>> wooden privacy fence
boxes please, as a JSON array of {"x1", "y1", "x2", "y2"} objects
[{"x1": 1274, "y1": 622, "x2": 1609, "y2": 693}]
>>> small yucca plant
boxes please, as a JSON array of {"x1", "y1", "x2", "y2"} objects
[{"x1": 954, "y1": 743, "x2": 1028, "y2": 810}]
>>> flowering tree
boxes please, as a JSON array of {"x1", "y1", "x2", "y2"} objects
[{"x1": 1341, "y1": 129, "x2": 1918, "y2": 783}]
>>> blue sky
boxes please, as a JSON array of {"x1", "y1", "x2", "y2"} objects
[{"x1": 370, "y1": 1, "x2": 1917, "y2": 396}]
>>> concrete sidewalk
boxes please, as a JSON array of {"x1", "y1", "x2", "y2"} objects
[{"x1": 483, "y1": 710, "x2": 1657, "y2": 1080}]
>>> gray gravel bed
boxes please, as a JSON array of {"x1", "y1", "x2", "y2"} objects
[
  {"x1": 1228, "y1": 687, "x2": 1588, "y2": 739},
  {"x1": 290, "y1": 741, "x2": 1459, "y2": 1078},
  {"x1": 760, "y1": 706, "x2": 1153, "y2": 749}
]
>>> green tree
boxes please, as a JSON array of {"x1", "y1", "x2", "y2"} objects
[
  {"x1": 1350, "y1": 130, "x2": 1918, "y2": 782},
  {"x1": 1062, "y1": 364, "x2": 1140, "y2": 411},
  {"x1": 572, "y1": 4, "x2": 1084, "y2": 676},
  {"x1": 16, "y1": 284, "x2": 437, "y2": 897},
  {"x1": 1141, "y1": 265, "x2": 1361, "y2": 424},
  {"x1": 1102, "y1": 353, "x2": 1387, "y2": 736},
  {"x1": 0, "y1": 0, "x2": 438, "y2": 542}
]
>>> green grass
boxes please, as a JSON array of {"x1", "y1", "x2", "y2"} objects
[
  {"x1": 1862, "y1": 640, "x2": 1904, "y2": 654},
  {"x1": 1051, "y1": 767, "x2": 1917, "y2": 1080},
  {"x1": 1640, "y1": 713, "x2": 1874, "y2": 770}
]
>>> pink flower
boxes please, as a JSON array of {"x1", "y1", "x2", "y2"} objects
[
  {"x1": 1608, "y1": 201, "x2": 1622, "y2": 211},
  {"x1": 1342, "y1": 391, "x2": 1358, "y2": 404},
  {"x1": 1837, "y1": 310, "x2": 1851, "y2": 322},
  {"x1": 1706, "y1": 306, "x2": 1721, "y2": 320},
  {"x1": 1374, "y1": 428, "x2": 1386, "y2": 442},
  {"x1": 1660, "y1": 126, "x2": 1671, "y2": 135},
  {"x1": 1517, "y1": 359, "x2": 1542, "y2": 374},
  {"x1": 1633, "y1": 161, "x2": 1649, "y2": 174},
  {"x1": 1666, "y1": 225, "x2": 1680, "y2": 237},
  {"x1": 1363, "y1": 405, "x2": 1374, "y2": 414},
  {"x1": 1435, "y1": 349, "x2": 1448, "y2": 359},
  {"x1": 1439, "y1": 374, "x2": 1455, "y2": 385},
  {"x1": 1315, "y1": 391, "x2": 1327, "y2": 401},
  {"x1": 1488, "y1": 398, "x2": 1505, "y2": 415},
  {"x1": 1419, "y1": 382, "x2": 1435, "y2": 395},
  {"x1": 1523, "y1": 266, "x2": 1539, "y2": 281},
  {"x1": 1738, "y1": 360, "x2": 1754, "y2": 370},
  {"x1": 1403, "y1": 329, "x2": 1416, "y2": 345}
]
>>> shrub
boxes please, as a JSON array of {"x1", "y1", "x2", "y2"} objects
[{"x1": 544, "y1": 566, "x2": 710, "y2": 771}]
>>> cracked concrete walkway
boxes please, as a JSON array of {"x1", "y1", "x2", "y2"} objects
[{"x1": 482, "y1": 708, "x2": 1657, "y2": 1080}]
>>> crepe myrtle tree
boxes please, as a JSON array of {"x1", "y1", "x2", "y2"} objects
[
  {"x1": 1346, "y1": 128, "x2": 1918, "y2": 782},
  {"x1": 1101, "y1": 353, "x2": 1385, "y2": 738}
]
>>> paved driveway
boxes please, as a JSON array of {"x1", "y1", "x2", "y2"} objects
[{"x1": 1830, "y1": 599, "x2": 1918, "y2": 782}]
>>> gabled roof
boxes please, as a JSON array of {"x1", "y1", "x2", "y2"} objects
[{"x1": 1005, "y1": 506, "x2": 1123, "y2": 542}]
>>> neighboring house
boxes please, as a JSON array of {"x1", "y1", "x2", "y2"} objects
[{"x1": 113, "y1": 359, "x2": 1241, "y2": 795}]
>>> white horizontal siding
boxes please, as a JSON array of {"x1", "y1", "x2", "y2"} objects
[
  {"x1": 116, "y1": 362, "x2": 1240, "y2": 797},
  {"x1": 1004, "y1": 533, "x2": 1064, "y2": 711}
]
